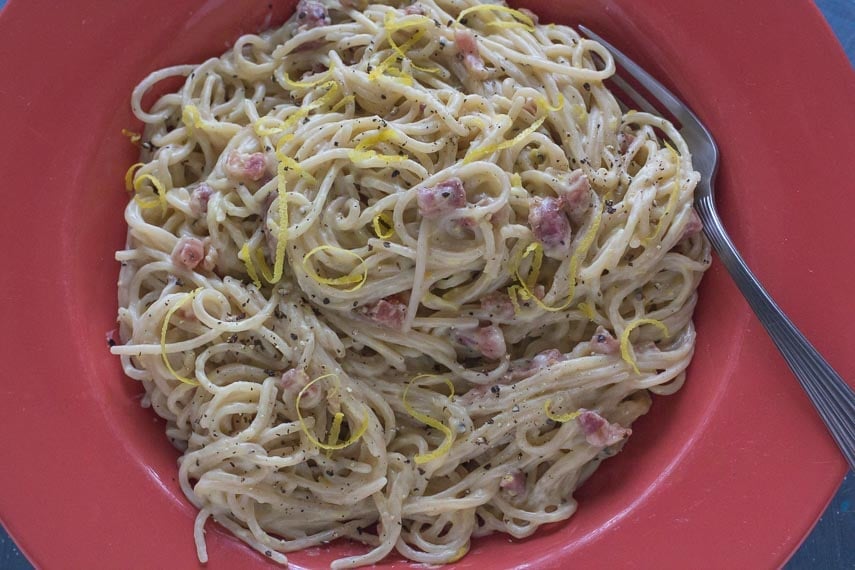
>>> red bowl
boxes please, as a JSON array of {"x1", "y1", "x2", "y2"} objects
[{"x1": 1, "y1": 1, "x2": 853, "y2": 568}]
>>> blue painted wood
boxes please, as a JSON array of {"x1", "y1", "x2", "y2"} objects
[{"x1": 0, "y1": 1, "x2": 851, "y2": 569}]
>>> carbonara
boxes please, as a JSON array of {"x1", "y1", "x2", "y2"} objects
[{"x1": 112, "y1": 0, "x2": 711, "y2": 566}]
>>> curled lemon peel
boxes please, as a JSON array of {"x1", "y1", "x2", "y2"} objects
[
  {"x1": 509, "y1": 195, "x2": 607, "y2": 313},
  {"x1": 253, "y1": 117, "x2": 286, "y2": 137},
  {"x1": 124, "y1": 163, "x2": 145, "y2": 192},
  {"x1": 160, "y1": 289, "x2": 203, "y2": 386},
  {"x1": 369, "y1": 25, "x2": 423, "y2": 85},
  {"x1": 619, "y1": 318, "x2": 670, "y2": 374},
  {"x1": 302, "y1": 245, "x2": 368, "y2": 292},
  {"x1": 296, "y1": 374, "x2": 369, "y2": 452},
  {"x1": 182, "y1": 104, "x2": 204, "y2": 130},
  {"x1": 133, "y1": 173, "x2": 168, "y2": 213},
  {"x1": 238, "y1": 243, "x2": 263, "y2": 288},
  {"x1": 457, "y1": 4, "x2": 536, "y2": 31},
  {"x1": 383, "y1": 12, "x2": 439, "y2": 74},
  {"x1": 510, "y1": 172, "x2": 522, "y2": 187},
  {"x1": 349, "y1": 128, "x2": 407, "y2": 164},
  {"x1": 403, "y1": 375, "x2": 455, "y2": 465},
  {"x1": 283, "y1": 63, "x2": 336, "y2": 89},
  {"x1": 372, "y1": 211, "x2": 395, "y2": 239},
  {"x1": 544, "y1": 400, "x2": 581, "y2": 423},
  {"x1": 121, "y1": 129, "x2": 141, "y2": 145},
  {"x1": 464, "y1": 114, "x2": 546, "y2": 164},
  {"x1": 644, "y1": 143, "x2": 681, "y2": 245}
]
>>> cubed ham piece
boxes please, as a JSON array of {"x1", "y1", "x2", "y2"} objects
[
  {"x1": 557, "y1": 170, "x2": 592, "y2": 222},
  {"x1": 362, "y1": 294, "x2": 408, "y2": 329},
  {"x1": 171, "y1": 236, "x2": 205, "y2": 270},
  {"x1": 458, "y1": 325, "x2": 507, "y2": 360},
  {"x1": 295, "y1": 0, "x2": 331, "y2": 31},
  {"x1": 480, "y1": 291, "x2": 515, "y2": 320},
  {"x1": 454, "y1": 29, "x2": 489, "y2": 79},
  {"x1": 188, "y1": 183, "x2": 213, "y2": 217},
  {"x1": 280, "y1": 368, "x2": 321, "y2": 408},
  {"x1": 529, "y1": 196, "x2": 571, "y2": 256},
  {"x1": 506, "y1": 348, "x2": 566, "y2": 381},
  {"x1": 499, "y1": 469, "x2": 527, "y2": 498},
  {"x1": 403, "y1": 2, "x2": 426, "y2": 15},
  {"x1": 681, "y1": 208, "x2": 703, "y2": 239},
  {"x1": 589, "y1": 326, "x2": 619, "y2": 354},
  {"x1": 577, "y1": 410, "x2": 631, "y2": 447},
  {"x1": 417, "y1": 177, "x2": 466, "y2": 219},
  {"x1": 224, "y1": 150, "x2": 268, "y2": 182},
  {"x1": 457, "y1": 383, "x2": 491, "y2": 406},
  {"x1": 201, "y1": 237, "x2": 218, "y2": 272}
]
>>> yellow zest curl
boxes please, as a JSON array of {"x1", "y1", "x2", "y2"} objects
[
  {"x1": 544, "y1": 400, "x2": 581, "y2": 423},
  {"x1": 510, "y1": 172, "x2": 522, "y2": 187},
  {"x1": 331, "y1": 95, "x2": 356, "y2": 114},
  {"x1": 349, "y1": 128, "x2": 407, "y2": 164},
  {"x1": 121, "y1": 129, "x2": 141, "y2": 145},
  {"x1": 383, "y1": 12, "x2": 439, "y2": 74},
  {"x1": 253, "y1": 117, "x2": 286, "y2": 137},
  {"x1": 464, "y1": 114, "x2": 546, "y2": 164},
  {"x1": 182, "y1": 104, "x2": 204, "y2": 130},
  {"x1": 302, "y1": 245, "x2": 368, "y2": 291},
  {"x1": 372, "y1": 212, "x2": 395, "y2": 239},
  {"x1": 238, "y1": 243, "x2": 263, "y2": 288},
  {"x1": 124, "y1": 163, "x2": 144, "y2": 192},
  {"x1": 160, "y1": 289, "x2": 203, "y2": 386},
  {"x1": 457, "y1": 4, "x2": 536, "y2": 32},
  {"x1": 296, "y1": 374, "x2": 369, "y2": 452},
  {"x1": 620, "y1": 318, "x2": 670, "y2": 374},
  {"x1": 133, "y1": 173, "x2": 168, "y2": 213},
  {"x1": 403, "y1": 375, "x2": 455, "y2": 465},
  {"x1": 578, "y1": 301, "x2": 598, "y2": 321}
]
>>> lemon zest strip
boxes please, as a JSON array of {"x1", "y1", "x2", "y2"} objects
[
  {"x1": 125, "y1": 163, "x2": 145, "y2": 192},
  {"x1": 133, "y1": 173, "x2": 168, "y2": 213},
  {"x1": 181, "y1": 104, "x2": 204, "y2": 130},
  {"x1": 372, "y1": 212, "x2": 395, "y2": 239},
  {"x1": 464, "y1": 114, "x2": 546, "y2": 164},
  {"x1": 456, "y1": 4, "x2": 536, "y2": 32},
  {"x1": 348, "y1": 128, "x2": 407, "y2": 164},
  {"x1": 238, "y1": 243, "x2": 263, "y2": 288},
  {"x1": 296, "y1": 374, "x2": 369, "y2": 452},
  {"x1": 160, "y1": 289, "x2": 203, "y2": 386},
  {"x1": 544, "y1": 400, "x2": 581, "y2": 423},
  {"x1": 403, "y1": 375, "x2": 455, "y2": 465},
  {"x1": 302, "y1": 245, "x2": 368, "y2": 291},
  {"x1": 383, "y1": 12, "x2": 440, "y2": 74},
  {"x1": 122, "y1": 129, "x2": 141, "y2": 144},
  {"x1": 619, "y1": 319, "x2": 670, "y2": 374}
]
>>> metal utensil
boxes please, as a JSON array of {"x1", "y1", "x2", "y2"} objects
[{"x1": 580, "y1": 25, "x2": 855, "y2": 470}]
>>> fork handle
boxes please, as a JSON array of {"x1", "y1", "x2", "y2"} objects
[{"x1": 696, "y1": 195, "x2": 855, "y2": 471}]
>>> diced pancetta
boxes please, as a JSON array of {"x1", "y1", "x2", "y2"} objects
[
  {"x1": 557, "y1": 170, "x2": 592, "y2": 222},
  {"x1": 280, "y1": 368, "x2": 321, "y2": 408},
  {"x1": 506, "y1": 348, "x2": 566, "y2": 381},
  {"x1": 499, "y1": 469, "x2": 527, "y2": 498},
  {"x1": 362, "y1": 295, "x2": 408, "y2": 329},
  {"x1": 529, "y1": 196, "x2": 571, "y2": 256},
  {"x1": 295, "y1": 0, "x2": 331, "y2": 31},
  {"x1": 458, "y1": 325, "x2": 507, "y2": 360},
  {"x1": 480, "y1": 291, "x2": 515, "y2": 320},
  {"x1": 417, "y1": 177, "x2": 466, "y2": 219},
  {"x1": 224, "y1": 150, "x2": 268, "y2": 182},
  {"x1": 188, "y1": 183, "x2": 213, "y2": 217},
  {"x1": 454, "y1": 29, "x2": 488, "y2": 79},
  {"x1": 589, "y1": 326, "x2": 619, "y2": 354},
  {"x1": 577, "y1": 410, "x2": 631, "y2": 447},
  {"x1": 403, "y1": 2, "x2": 426, "y2": 15},
  {"x1": 171, "y1": 236, "x2": 205, "y2": 270}
]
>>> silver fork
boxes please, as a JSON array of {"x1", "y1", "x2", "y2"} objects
[{"x1": 579, "y1": 26, "x2": 855, "y2": 471}]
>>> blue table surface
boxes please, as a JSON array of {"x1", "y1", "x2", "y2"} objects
[{"x1": 0, "y1": 0, "x2": 852, "y2": 568}]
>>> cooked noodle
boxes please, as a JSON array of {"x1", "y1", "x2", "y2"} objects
[{"x1": 112, "y1": 0, "x2": 711, "y2": 566}]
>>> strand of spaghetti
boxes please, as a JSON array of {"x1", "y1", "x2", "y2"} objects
[{"x1": 160, "y1": 289, "x2": 203, "y2": 386}]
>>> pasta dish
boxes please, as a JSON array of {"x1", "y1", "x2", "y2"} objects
[{"x1": 111, "y1": 0, "x2": 710, "y2": 566}]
